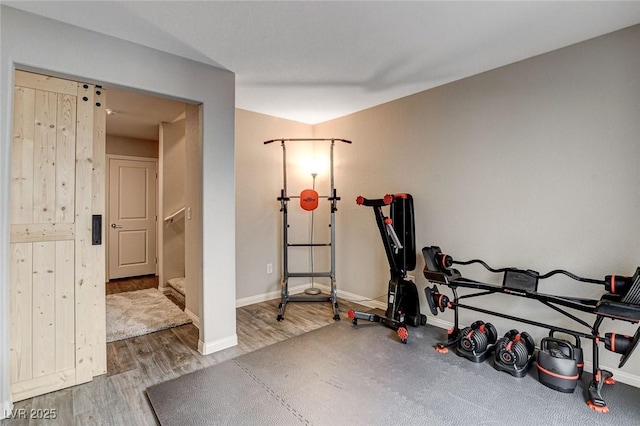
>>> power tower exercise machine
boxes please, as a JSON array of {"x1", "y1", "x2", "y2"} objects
[
  {"x1": 264, "y1": 138, "x2": 351, "y2": 321},
  {"x1": 347, "y1": 194, "x2": 426, "y2": 343}
]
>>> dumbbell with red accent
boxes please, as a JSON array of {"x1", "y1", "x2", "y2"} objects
[
  {"x1": 456, "y1": 320, "x2": 498, "y2": 362},
  {"x1": 604, "y1": 275, "x2": 634, "y2": 297},
  {"x1": 601, "y1": 332, "x2": 635, "y2": 385},
  {"x1": 424, "y1": 284, "x2": 449, "y2": 316},
  {"x1": 604, "y1": 332, "x2": 633, "y2": 355},
  {"x1": 494, "y1": 329, "x2": 535, "y2": 377},
  {"x1": 435, "y1": 252, "x2": 453, "y2": 272}
]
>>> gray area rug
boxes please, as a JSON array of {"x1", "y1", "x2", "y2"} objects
[
  {"x1": 106, "y1": 288, "x2": 191, "y2": 343},
  {"x1": 147, "y1": 321, "x2": 640, "y2": 425}
]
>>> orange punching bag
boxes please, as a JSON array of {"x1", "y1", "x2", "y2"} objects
[{"x1": 300, "y1": 189, "x2": 319, "y2": 211}]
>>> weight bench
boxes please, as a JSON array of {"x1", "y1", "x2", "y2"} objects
[
  {"x1": 347, "y1": 194, "x2": 426, "y2": 343},
  {"x1": 422, "y1": 245, "x2": 640, "y2": 413}
]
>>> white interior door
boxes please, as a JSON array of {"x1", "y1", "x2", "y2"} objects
[{"x1": 108, "y1": 157, "x2": 157, "y2": 279}]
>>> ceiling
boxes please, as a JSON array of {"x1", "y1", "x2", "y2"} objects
[
  {"x1": 7, "y1": 1, "x2": 640, "y2": 131},
  {"x1": 105, "y1": 87, "x2": 185, "y2": 140}
]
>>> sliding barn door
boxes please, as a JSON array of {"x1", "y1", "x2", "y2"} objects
[{"x1": 10, "y1": 70, "x2": 107, "y2": 401}]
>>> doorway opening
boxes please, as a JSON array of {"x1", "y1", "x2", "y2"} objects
[{"x1": 104, "y1": 86, "x2": 201, "y2": 341}]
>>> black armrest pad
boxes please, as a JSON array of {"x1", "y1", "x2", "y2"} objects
[
  {"x1": 423, "y1": 269, "x2": 461, "y2": 285},
  {"x1": 600, "y1": 293, "x2": 623, "y2": 302},
  {"x1": 595, "y1": 300, "x2": 640, "y2": 322}
]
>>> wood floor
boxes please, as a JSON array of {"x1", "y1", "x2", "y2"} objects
[
  {"x1": 105, "y1": 275, "x2": 158, "y2": 294},
  {"x1": 3, "y1": 279, "x2": 373, "y2": 425},
  {"x1": 106, "y1": 275, "x2": 184, "y2": 310}
]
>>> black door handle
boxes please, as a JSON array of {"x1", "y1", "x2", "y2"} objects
[{"x1": 92, "y1": 215, "x2": 102, "y2": 245}]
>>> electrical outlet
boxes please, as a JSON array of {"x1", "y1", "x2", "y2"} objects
[{"x1": 267, "y1": 263, "x2": 273, "y2": 274}]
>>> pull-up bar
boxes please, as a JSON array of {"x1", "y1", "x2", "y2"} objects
[
  {"x1": 263, "y1": 138, "x2": 352, "y2": 144},
  {"x1": 267, "y1": 137, "x2": 349, "y2": 200}
]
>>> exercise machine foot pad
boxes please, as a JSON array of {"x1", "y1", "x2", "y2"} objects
[
  {"x1": 587, "y1": 401, "x2": 610, "y2": 413},
  {"x1": 436, "y1": 345, "x2": 449, "y2": 354},
  {"x1": 398, "y1": 327, "x2": 408, "y2": 343}
]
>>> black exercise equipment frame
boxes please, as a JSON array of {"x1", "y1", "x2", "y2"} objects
[
  {"x1": 265, "y1": 138, "x2": 351, "y2": 322},
  {"x1": 422, "y1": 245, "x2": 640, "y2": 413},
  {"x1": 348, "y1": 194, "x2": 426, "y2": 343}
]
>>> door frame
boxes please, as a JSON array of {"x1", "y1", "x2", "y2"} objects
[{"x1": 106, "y1": 154, "x2": 159, "y2": 281}]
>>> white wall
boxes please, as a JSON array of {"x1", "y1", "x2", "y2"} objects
[
  {"x1": 185, "y1": 104, "x2": 203, "y2": 320},
  {"x1": 234, "y1": 109, "x2": 315, "y2": 304},
  {"x1": 106, "y1": 134, "x2": 159, "y2": 158},
  {"x1": 160, "y1": 119, "x2": 186, "y2": 287},
  {"x1": 0, "y1": 7, "x2": 236, "y2": 416},
  {"x1": 315, "y1": 25, "x2": 640, "y2": 383}
]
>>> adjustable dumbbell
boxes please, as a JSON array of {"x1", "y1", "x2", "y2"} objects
[
  {"x1": 457, "y1": 320, "x2": 497, "y2": 362},
  {"x1": 496, "y1": 329, "x2": 535, "y2": 369}
]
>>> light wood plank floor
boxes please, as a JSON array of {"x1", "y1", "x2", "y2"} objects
[{"x1": 3, "y1": 281, "x2": 374, "y2": 425}]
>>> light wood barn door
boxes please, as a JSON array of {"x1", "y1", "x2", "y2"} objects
[{"x1": 10, "y1": 70, "x2": 106, "y2": 401}]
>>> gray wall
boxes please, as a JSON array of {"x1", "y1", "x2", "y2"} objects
[
  {"x1": 314, "y1": 25, "x2": 640, "y2": 383},
  {"x1": 1, "y1": 6, "x2": 236, "y2": 414},
  {"x1": 234, "y1": 24, "x2": 640, "y2": 385}
]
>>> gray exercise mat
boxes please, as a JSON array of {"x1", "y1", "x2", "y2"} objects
[{"x1": 147, "y1": 321, "x2": 640, "y2": 425}]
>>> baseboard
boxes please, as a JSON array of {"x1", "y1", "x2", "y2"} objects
[
  {"x1": 198, "y1": 334, "x2": 238, "y2": 355},
  {"x1": 235, "y1": 288, "x2": 281, "y2": 308},
  {"x1": 581, "y1": 360, "x2": 640, "y2": 388},
  {"x1": 2, "y1": 400, "x2": 13, "y2": 420},
  {"x1": 313, "y1": 283, "x2": 387, "y2": 311},
  {"x1": 236, "y1": 284, "x2": 308, "y2": 308},
  {"x1": 184, "y1": 308, "x2": 199, "y2": 329},
  {"x1": 236, "y1": 283, "x2": 387, "y2": 310},
  {"x1": 425, "y1": 316, "x2": 454, "y2": 332}
]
